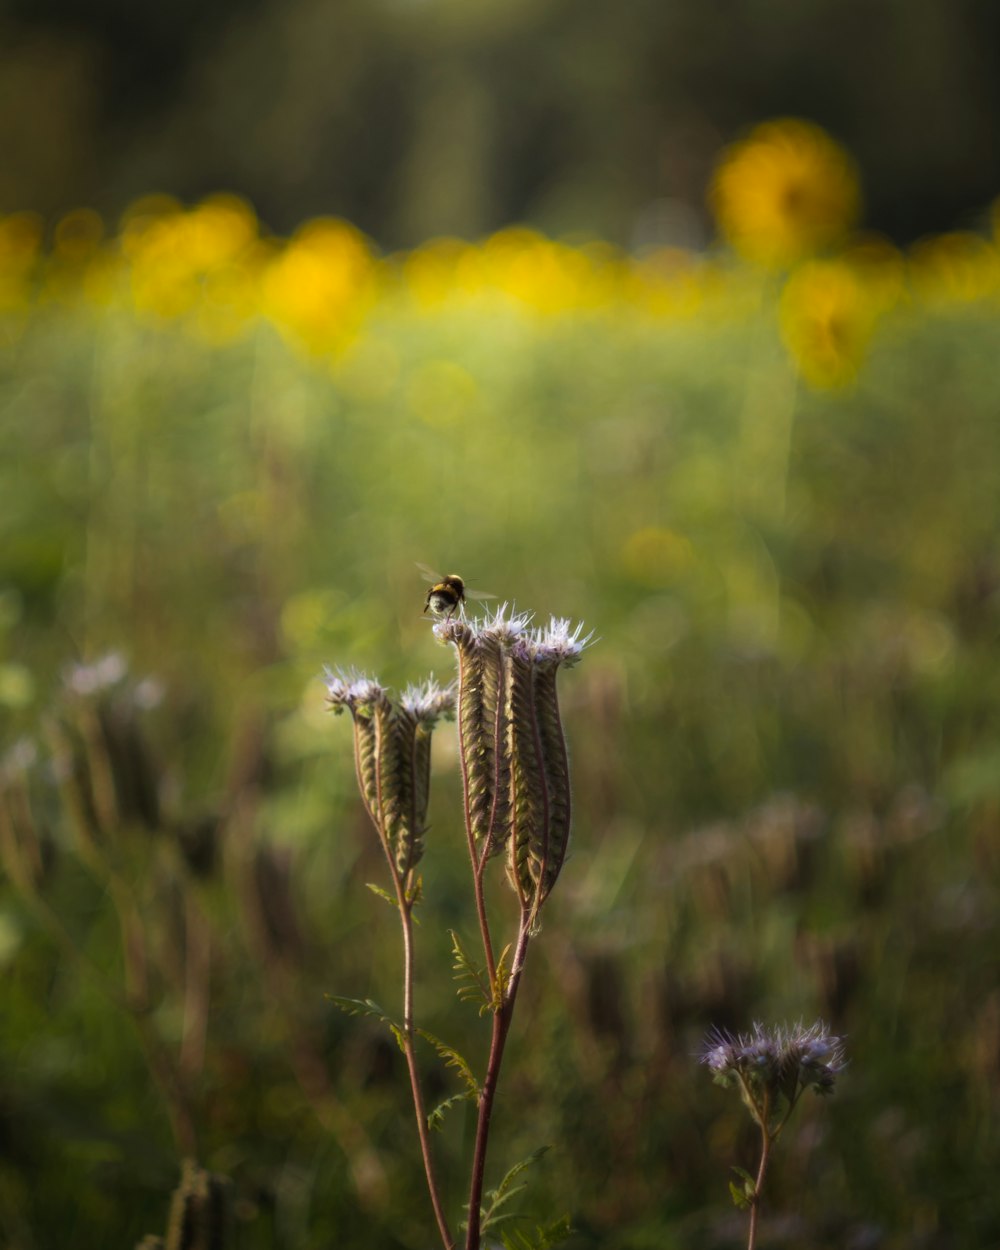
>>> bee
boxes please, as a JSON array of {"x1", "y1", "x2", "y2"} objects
[{"x1": 417, "y1": 564, "x2": 495, "y2": 619}]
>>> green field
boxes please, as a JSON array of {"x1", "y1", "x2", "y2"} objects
[{"x1": 3, "y1": 123, "x2": 1000, "y2": 1248}]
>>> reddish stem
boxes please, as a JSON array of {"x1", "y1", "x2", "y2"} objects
[{"x1": 465, "y1": 911, "x2": 533, "y2": 1250}]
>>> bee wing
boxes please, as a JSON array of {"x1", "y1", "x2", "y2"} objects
[
  {"x1": 416, "y1": 562, "x2": 445, "y2": 584},
  {"x1": 464, "y1": 587, "x2": 496, "y2": 601}
]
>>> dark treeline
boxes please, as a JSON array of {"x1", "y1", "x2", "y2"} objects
[{"x1": 3, "y1": 0, "x2": 999, "y2": 250}]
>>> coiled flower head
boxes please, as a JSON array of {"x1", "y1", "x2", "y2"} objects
[
  {"x1": 326, "y1": 668, "x2": 455, "y2": 878},
  {"x1": 435, "y1": 603, "x2": 592, "y2": 915},
  {"x1": 701, "y1": 1019, "x2": 847, "y2": 1130}
]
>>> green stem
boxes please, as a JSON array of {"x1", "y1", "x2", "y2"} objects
[
  {"x1": 746, "y1": 1088, "x2": 773, "y2": 1250},
  {"x1": 395, "y1": 877, "x2": 455, "y2": 1250}
]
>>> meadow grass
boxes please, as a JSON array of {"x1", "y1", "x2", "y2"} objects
[{"x1": 2, "y1": 122, "x2": 1000, "y2": 1247}]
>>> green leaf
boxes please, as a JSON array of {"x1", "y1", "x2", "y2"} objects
[
  {"x1": 729, "y1": 1180, "x2": 752, "y2": 1210},
  {"x1": 731, "y1": 1165, "x2": 756, "y2": 1191},
  {"x1": 365, "y1": 882, "x2": 399, "y2": 908},
  {"x1": 499, "y1": 1214, "x2": 572, "y2": 1250},
  {"x1": 426, "y1": 1088, "x2": 476, "y2": 1132},
  {"x1": 417, "y1": 1028, "x2": 481, "y2": 1097},
  {"x1": 729, "y1": 1165, "x2": 756, "y2": 1210},
  {"x1": 480, "y1": 1147, "x2": 549, "y2": 1233},
  {"x1": 449, "y1": 928, "x2": 493, "y2": 1013},
  {"x1": 491, "y1": 942, "x2": 512, "y2": 1010},
  {"x1": 327, "y1": 995, "x2": 402, "y2": 1038}
]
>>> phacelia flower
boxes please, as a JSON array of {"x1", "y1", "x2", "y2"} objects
[
  {"x1": 701, "y1": 1019, "x2": 847, "y2": 1127},
  {"x1": 324, "y1": 667, "x2": 387, "y2": 715},
  {"x1": 326, "y1": 667, "x2": 450, "y2": 878}
]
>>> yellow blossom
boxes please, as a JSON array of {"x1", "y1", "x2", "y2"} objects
[
  {"x1": 402, "y1": 237, "x2": 478, "y2": 308},
  {"x1": 260, "y1": 218, "x2": 377, "y2": 354},
  {"x1": 123, "y1": 194, "x2": 260, "y2": 326},
  {"x1": 710, "y1": 119, "x2": 860, "y2": 267},
  {"x1": 780, "y1": 259, "x2": 879, "y2": 387},
  {"x1": 908, "y1": 232, "x2": 999, "y2": 304}
]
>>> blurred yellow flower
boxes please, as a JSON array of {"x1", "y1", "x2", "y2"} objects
[
  {"x1": 261, "y1": 218, "x2": 377, "y2": 354},
  {"x1": 908, "y1": 232, "x2": 999, "y2": 304},
  {"x1": 780, "y1": 259, "x2": 878, "y2": 387},
  {"x1": 710, "y1": 119, "x2": 860, "y2": 267},
  {"x1": 519, "y1": 235, "x2": 619, "y2": 314},
  {"x1": 121, "y1": 194, "x2": 260, "y2": 327},
  {"x1": 403, "y1": 237, "x2": 477, "y2": 308}
]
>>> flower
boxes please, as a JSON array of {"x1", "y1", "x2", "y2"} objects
[
  {"x1": 432, "y1": 603, "x2": 534, "y2": 647},
  {"x1": 323, "y1": 667, "x2": 387, "y2": 715},
  {"x1": 710, "y1": 119, "x2": 860, "y2": 267},
  {"x1": 326, "y1": 667, "x2": 450, "y2": 877},
  {"x1": 908, "y1": 231, "x2": 1000, "y2": 305},
  {"x1": 779, "y1": 258, "x2": 879, "y2": 387},
  {"x1": 701, "y1": 1019, "x2": 847, "y2": 1107},
  {"x1": 261, "y1": 217, "x2": 377, "y2": 354},
  {"x1": 531, "y1": 617, "x2": 595, "y2": 668},
  {"x1": 399, "y1": 677, "x2": 456, "y2": 725},
  {"x1": 433, "y1": 601, "x2": 592, "y2": 911},
  {"x1": 64, "y1": 652, "x2": 128, "y2": 696}
]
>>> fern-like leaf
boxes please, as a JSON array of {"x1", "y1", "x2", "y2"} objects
[
  {"x1": 449, "y1": 928, "x2": 493, "y2": 1013},
  {"x1": 426, "y1": 1088, "x2": 477, "y2": 1132},
  {"x1": 480, "y1": 1147, "x2": 550, "y2": 1234},
  {"x1": 327, "y1": 994, "x2": 403, "y2": 1048},
  {"x1": 491, "y1": 943, "x2": 512, "y2": 1012},
  {"x1": 417, "y1": 1028, "x2": 481, "y2": 1097},
  {"x1": 500, "y1": 1214, "x2": 572, "y2": 1250}
]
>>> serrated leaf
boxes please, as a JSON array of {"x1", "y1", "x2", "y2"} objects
[
  {"x1": 427, "y1": 1088, "x2": 476, "y2": 1132},
  {"x1": 417, "y1": 1028, "x2": 481, "y2": 1097}
]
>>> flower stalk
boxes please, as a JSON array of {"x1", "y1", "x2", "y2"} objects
[
  {"x1": 701, "y1": 1020, "x2": 847, "y2": 1250},
  {"x1": 328, "y1": 605, "x2": 590, "y2": 1250},
  {"x1": 435, "y1": 608, "x2": 590, "y2": 1250},
  {"x1": 327, "y1": 671, "x2": 457, "y2": 1249}
]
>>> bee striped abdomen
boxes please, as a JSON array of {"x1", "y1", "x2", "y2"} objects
[{"x1": 424, "y1": 574, "x2": 466, "y2": 618}]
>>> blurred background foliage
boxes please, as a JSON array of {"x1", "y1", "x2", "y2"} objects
[
  {"x1": 2, "y1": 6, "x2": 1000, "y2": 1249},
  {"x1": 3, "y1": 0, "x2": 1000, "y2": 247}
]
